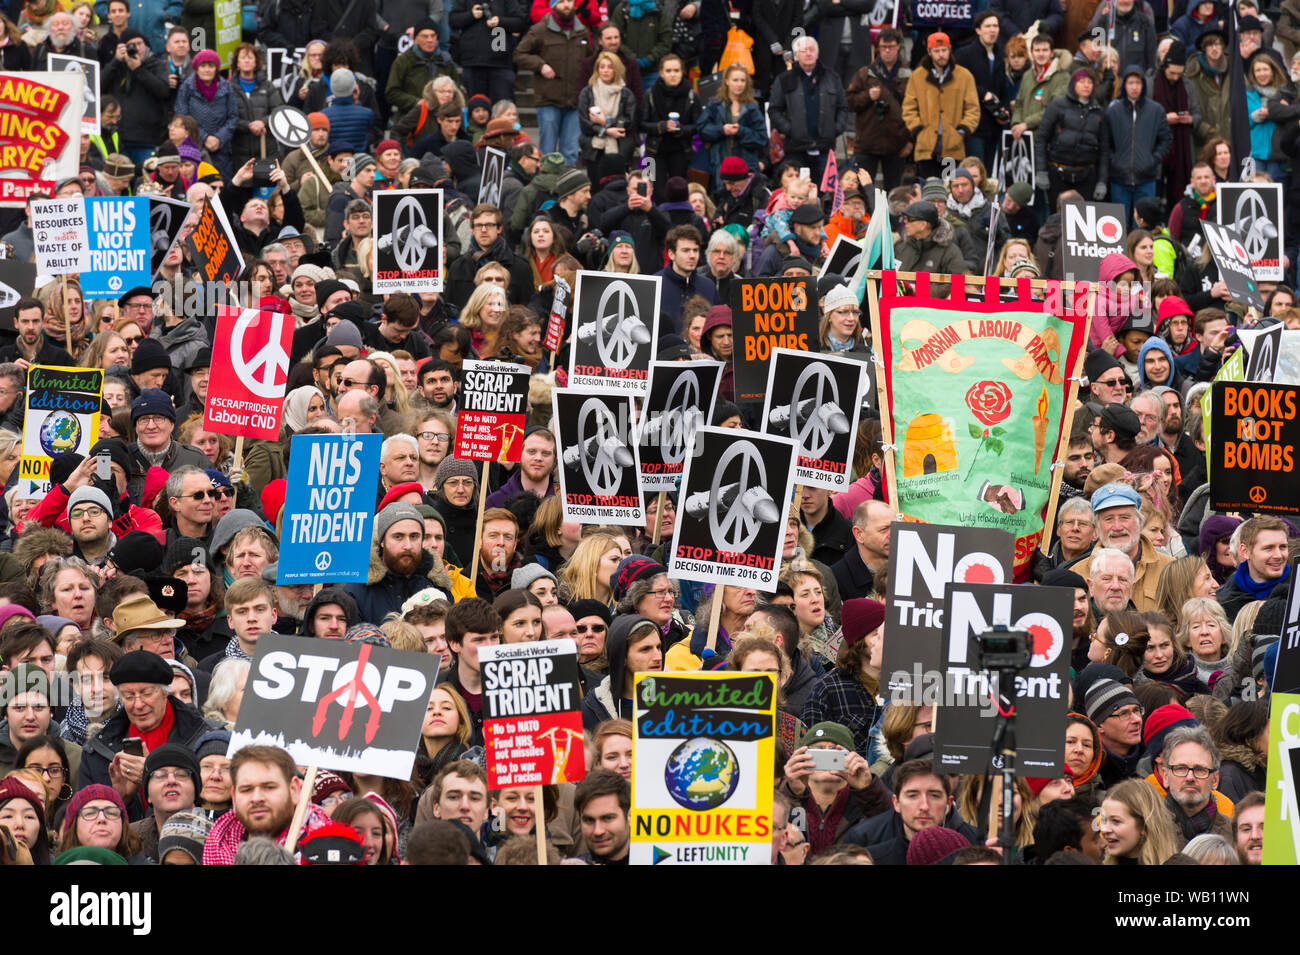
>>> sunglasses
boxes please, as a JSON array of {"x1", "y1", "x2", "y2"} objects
[
  {"x1": 179, "y1": 489, "x2": 222, "y2": 501},
  {"x1": 576, "y1": 623, "x2": 606, "y2": 634}
]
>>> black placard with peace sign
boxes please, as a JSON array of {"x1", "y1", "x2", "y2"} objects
[
  {"x1": 666, "y1": 426, "x2": 796, "y2": 588},
  {"x1": 553, "y1": 388, "x2": 644, "y2": 525},
  {"x1": 568, "y1": 271, "x2": 661, "y2": 396},
  {"x1": 761, "y1": 348, "x2": 864, "y2": 492}
]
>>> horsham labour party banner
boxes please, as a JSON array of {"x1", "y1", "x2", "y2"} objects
[{"x1": 869, "y1": 272, "x2": 1090, "y2": 580}]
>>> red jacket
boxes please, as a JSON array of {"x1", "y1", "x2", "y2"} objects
[{"x1": 22, "y1": 482, "x2": 165, "y2": 545}]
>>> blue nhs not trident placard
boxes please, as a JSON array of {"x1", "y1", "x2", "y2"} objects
[
  {"x1": 82, "y1": 197, "x2": 151, "y2": 299},
  {"x1": 279, "y1": 433, "x2": 383, "y2": 583}
]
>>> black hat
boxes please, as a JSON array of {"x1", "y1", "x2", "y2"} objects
[
  {"x1": 656, "y1": 334, "x2": 691, "y2": 360},
  {"x1": 50, "y1": 453, "x2": 84, "y2": 487},
  {"x1": 108, "y1": 650, "x2": 173, "y2": 686},
  {"x1": 902, "y1": 200, "x2": 939, "y2": 227},
  {"x1": 567, "y1": 599, "x2": 613, "y2": 626},
  {"x1": 143, "y1": 743, "x2": 202, "y2": 797},
  {"x1": 408, "y1": 164, "x2": 442, "y2": 188},
  {"x1": 117, "y1": 285, "x2": 153, "y2": 307},
  {"x1": 790, "y1": 203, "x2": 825, "y2": 226},
  {"x1": 1083, "y1": 349, "x2": 1123, "y2": 385},
  {"x1": 1237, "y1": 14, "x2": 1263, "y2": 33},
  {"x1": 186, "y1": 348, "x2": 211, "y2": 373},
  {"x1": 1117, "y1": 311, "x2": 1155, "y2": 338},
  {"x1": 110, "y1": 530, "x2": 166, "y2": 574},
  {"x1": 1163, "y1": 39, "x2": 1187, "y2": 67},
  {"x1": 1099, "y1": 403, "x2": 1141, "y2": 440},
  {"x1": 1134, "y1": 196, "x2": 1165, "y2": 227},
  {"x1": 91, "y1": 438, "x2": 130, "y2": 476},
  {"x1": 314, "y1": 279, "x2": 348, "y2": 307},
  {"x1": 146, "y1": 576, "x2": 188, "y2": 615},
  {"x1": 1041, "y1": 567, "x2": 1088, "y2": 591},
  {"x1": 1196, "y1": 27, "x2": 1226, "y2": 50},
  {"x1": 131, "y1": 338, "x2": 171, "y2": 375},
  {"x1": 780, "y1": 257, "x2": 815, "y2": 274}
]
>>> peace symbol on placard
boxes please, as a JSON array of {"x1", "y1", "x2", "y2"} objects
[
  {"x1": 1250, "y1": 486, "x2": 1267, "y2": 504},
  {"x1": 269, "y1": 106, "x2": 311, "y2": 148},
  {"x1": 577, "y1": 397, "x2": 626, "y2": 497},
  {"x1": 1234, "y1": 190, "x2": 1273, "y2": 261},
  {"x1": 231, "y1": 309, "x2": 289, "y2": 398},
  {"x1": 315, "y1": 551, "x2": 332, "y2": 570},
  {"x1": 709, "y1": 440, "x2": 769, "y2": 552},
  {"x1": 660, "y1": 371, "x2": 701, "y2": 466},
  {"x1": 791, "y1": 362, "x2": 841, "y2": 458},
  {"x1": 594, "y1": 279, "x2": 642, "y2": 368},
  {"x1": 391, "y1": 195, "x2": 434, "y2": 271}
]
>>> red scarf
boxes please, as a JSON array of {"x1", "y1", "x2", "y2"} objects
[{"x1": 131, "y1": 700, "x2": 176, "y2": 757}]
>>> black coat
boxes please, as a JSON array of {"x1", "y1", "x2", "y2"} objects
[
  {"x1": 1038, "y1": 89, "x2": 1110, "y2": 180},
  {"x1": 257, "y1": 0, "x2": 316, "y2": 50},
  {"x1": 103, "y1": 52, "x2": 172, "y2": 145},
  {"x1": 953, "y1": 38, "x2": 1009, "y2": 142},
  {"x1": 311, "y1": 0, "x2": 380, "y2": 74},
  {"x1": 231, "y1": 72, "x2": 284, "y2": 169},
  {"x1": 843, "y1": 807, "x2": 978, "y2": 864},
  {"x1": 79, "y1": 700, "x2": 218, "y2": 821},
  {"x1": 444, "y1": 237, "x2": 533, "y2": 311},
  {"x1": 448, "y1": 0, "x2": 527, "y2": 68},
  {"x1": 596, "y1": 202, "x2": 670, "y2": 278},
  {"x1": 639, "y1": 77, "x2": 701, "y2": 156},
  {"x1": 768, "y1": 63, "x2": 850, "y2": 154}
]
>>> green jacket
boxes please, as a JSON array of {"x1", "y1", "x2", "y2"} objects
[
  {"x1": 1011, "y1": 50, "x2": 1071, "y2": 132},
  {"x1": 508, "y1": 154, "x2": 568, "y2": 238},
  {"x1": 610, "y1": 0, "x2": 674, "y2": 70},
  {"x1": 385, "y1": 48, "x2": 462, "y2": 118},
  {"x1": 1185, "y1": 52, "x2": 1230, "y2": 151}
]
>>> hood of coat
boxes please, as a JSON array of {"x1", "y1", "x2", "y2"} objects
[
  {"x1": 1137, "y1": 335, "x2": 1175, "y2": 389},
  {"x1": 366, "y1": 543, "x2": 453, "y2": 591},
  {"x1": 604, "y1": 613, "x2": 656, "y2": 698},
  {"x1": 1099, "y1": 250, "x2": 1140, "y2": 284}
]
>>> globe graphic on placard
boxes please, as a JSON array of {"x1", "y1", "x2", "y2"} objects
[
  {"x1": 39, "y1": 411, "x2": 81, "y2": 457},
  {"x1": 664, "y1": 737, "x2": 739, "y2": 810}
]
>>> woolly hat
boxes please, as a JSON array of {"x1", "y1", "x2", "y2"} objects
[
  {"x1": 567, "y1": 598, "x2": 612, "y2": 625},
  {"x1": 1041, "y1": 567, "x2": 1087, "y2": 592},
  {"x1": 0, "y1": 663, "x2": 50, "y2": 706},
  {"x1": 62, "y1": 784, "x2": 129, "y2": 840},
  {"x1": 1143, "y1": 703, "x2": 1199, "y2": 757},
  {"x1": 157, "y1": 809, "x2": 212, "y2": 864},
  {"x1": 921, "y1": 179, "x2": 948, "y2": 201},
  {"x1": 1007, "y1": 181, "x2": 1034, "y2": 206},
  {"x1": 1025, "y1": 774, "x2": 1071, "y2": 797},
  {"x1": 300, "y1": 821, "x2": 366, "y2": 864},
  {"x1": 66, "y1": 485, "x2": 113, "y2": 519},
  {"x1": 512, "y1": 563, "x2": 557, "y2": 592},
  {"x1": 719, "y1": 156, "x2": 749, "y2": 180},
  {"x1": 326, "y1": 319, "x2": 364, "y2": 350},
  {"x1": 664, "y1": 176, "x2": 689, "y2": 202},
  {"x1": 192, "y1": 48, "x2": 220, "y2": 68},
  {"x1": 261, "y1": 478, "x2": 287, "y2": 525},
  {"x1": 345, "y1": 624, "x2": 391, "y2": 647},
  {"x1": 375, "y1": 138, "x2": 401, "y2": 156},
  {"x1": 907, "y1": 825, "x2": 969, "y2": 865},
  {"x1": 154, "y1": 143, "x2": 181, "y2": 166},
  {"x1": 434, "y1": 456, "x2": 479, "y2": 492},
  {"x1": 0, "y1": 605, "x2": 34, "y2": 633},
  {"x1": 54, "y1": 845, "x2": 129, "y2": 865},
  {"x1": 1198, "y1": 514, "x2": 1241, "y2": 556},
  {"x1": 413, "y1": 15, "x2": 439, "y2": 34},
  {"x1": 196, "y1": 161, "x2": 222, "y2": 183},
  {"x1": 378, "y1": 481, "x2": 426, "y2": 512},
  {"x1": 308, "y1": 111, "x2": 330, "y2": 130},
  {"x1": 556, "y1": 168, "x2": 590, "y2": 199},
  {"x1": 374, "y1": 502, "x2": 424, "y2": 541},
  {"x1": 611, "y1": 555, "x2": 668, "y2": 602},
  {"x1": 840, "y1": 598, "x2": 885, "y2": 646},
  {"x1": 1084, "y1": 677, "x2": 1140, "y2": 725},
  {"x1": 131, "y1": 388, "x2": 175, "y2": 423},
  {"x1": 798, "y1": 721, "x2": 854, "y2": 751},
  {"x1": 110, "y1": 530, "x2": 165, "y2": 574},
  {"x1": 210, "y1": 509, "x2": 266, "y2": 557},
  {"x1": 143, "y1": 743, "x2": 202, "y2": 797},
  {"x1": 329, "y1": 68, "x2": 357, "y2": 99},
  {"x1": 822, "y1": 284, "x2": 859, "y2": 313},
  {"x1": 131, "y1": 339, "x2": 171, "y2": 375},
  {"x1": 193, "y1": 728, "x2": 230, "y2": 763},
  {"x1": 312, "y1": 769, "x2": 354, "y2": 803}
]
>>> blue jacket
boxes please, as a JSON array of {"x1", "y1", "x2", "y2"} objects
[
  {"x1": 94, "y1": 0, "x2": 181, "y2": 55},
  {"x1": 174, "y1": 74, "x2": 240, "y2": 180},
  {"x1": 1104, "y1": 67, "x2": 1172, "y2": 186},
  {"x1": 322, "y1": 99, "x2": 376, "y2": 154},
  {"x1": 1137, "y1": 336, "x2": 1176, "y2": 390},
  {"x1": 697, "y1": 99, "x2": 769, "y2": 191}
]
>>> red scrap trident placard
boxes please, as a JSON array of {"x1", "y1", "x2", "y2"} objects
[
  {"x1": 454, "y1": 360, "x2": 530, "y2": 463},
  {"x1": 480, "y1": 640, "x2": 586, "y2": 788},
  {"x1": 204, "y1": 305, "x2": 294, "y2": 440}
]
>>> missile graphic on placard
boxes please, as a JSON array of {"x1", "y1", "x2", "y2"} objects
[
  {"x1": 684, "y1": 483, "x2": 780, "y2": 525},
  {"x1": 640, "y1": 407, "x2": 704, "y2": 443},
  {"x1": 376, "y1": 223, "x2": 438, "y2": 253},
  {"x1": 563, "y1": 432, "x2": 634, "y2": 469},
  {"x1": 767, "y1": 398, "x2": 850, "y2": 435},
  {"x1": 577, "y1": 313, "x2": 651, "y2": 345}
]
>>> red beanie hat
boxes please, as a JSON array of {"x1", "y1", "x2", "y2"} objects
[
  {"x1": 719, "y1": 156, "x2": 749, "y2": 179},
  {"x1": 906, "y1": 825, "x2": 969, "y2": 865},
  {"x1": 261, "y1": 478, "x2": 287, "y2": 526},
  {"x1": 1025, "y1": 773, "x2": 1073, "y2": 798},
  {"x1": 841, "y1": 598, "x2": 886, "y2": 646},
  {"x1": 1143, "y1": 703, "x2": 1198, "y2": 756},
  {"x1": 62, "y1": 784, "x2": 128, "y2": 840},
  {"x1": 378, "y1": 481, "x2": 426, "y2": 511}
]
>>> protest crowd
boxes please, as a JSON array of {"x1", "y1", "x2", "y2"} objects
[{"x1": 0, "y1": 0, "x2": 1296, "y2": 871}]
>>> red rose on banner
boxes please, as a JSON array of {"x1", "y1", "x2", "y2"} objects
[{"x1": 965, "y1": 381, "x2": 1013, "y2": 426}]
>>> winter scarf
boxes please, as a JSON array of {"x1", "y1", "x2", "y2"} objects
[
  {"x1": 1232, "y1": 558, "x2": 1290, "y2": 602},
  {"x1": 202, "y1": 803, "x2": 333, "y2": 865},
  {"x1": 224, "y1": 634, "x2": 251, "y2": 660},
  {"x1": 626, "y1": 0, "x2": 656, "y2": 18},
  {"x1": 1164, "y1": 790, "x2": 1220, "y2": 842},
  {"x1": 590, "y1": 79, "x2": 625, "y2": 154},
  {"x1": 946, "y1": 190, "x2": 988, "y2": 218},
  {"x1": 182, "y1": 601, "x2": 218, "y2": 637}
]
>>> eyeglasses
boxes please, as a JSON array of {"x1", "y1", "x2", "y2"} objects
[
  {"x1": 575, "y1": 623, "x2": 606, "y2": 634},
  {"x1": 646, "y1": 587, "x2": 675, "y2": 599},
  {"x1": 136, "y1": 415, "x2": 169, "y2": 427},
  {"x1": 1168, "y1": 764, "x2": 1214, "y2": 779},
  {"x1": 340, "y1": 377, "x2": 369, "y2": 389},
  {"x1": 1106, "y1": 705, "x2": 1144, "y2": 722},
  {"x1": 179, "y1": 489, "x2": 220, "y2": 501},
  {"x1": 443, "y1": 477, "x2": 475, "y2": 491},
  {"x1": 213, "y1": 487, "x2": 234, "y2": 499},
  {"x1": 69, "y1": 506, "x2": 106, "y2": 520},
  {"x1": 121, "y1": 334, "x2": 143, "y2": 344},
  {"x1": 149, "y1": 768, "x2": 192, "y2": 782},
  {"x1": 119, "y1": 688, "x2": 164, "y2": 705},
  {"x1": 123, "y1": 301, "x2": 153, "y2": 312},
  {"x1": 418, "y1": 431, "x2": 451, "y2": 444},
  {"x1": 319, "y1": 792, "x2": 350, "y2": 808},
  {"x1": 79, "y1": 805, "x2": 123, "y2": 821},
  {"x1": 27, "y1": 763, "x2": 64, "y2": 779},
  {"x1": 472, "y1": 221, "x2": 499, "y2": 230}
]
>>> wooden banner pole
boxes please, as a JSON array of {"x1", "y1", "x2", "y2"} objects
[
  {"x1": 469, "y1": 460, "x2": 489, "y2": 588},
  {"x1": 534, "y1": 784, "x2": 547, "y2": 865},
  {"x1": 704, "y1": 586, "x2": 724, "y2": 655},
  {"x1": 300, "y1": 143, "x2": 330, "y2": 194},
  {"x1": 864, "y1": 278, "x2": 900, "y2": 515},
  {"x1": 61, "y1": 273, "x2": 73, "y2": 355},
  {"x1": 651, "y1": 490, "x2": 666, "y2": 546},
  {"x1": 283, "y1": 764, "x2": 318, "y2": 856},
  {"x1": 1040, "y1": 282, "x2": 1096, "y2": 555},
  {"x1": 232, "y1": 434, "x2": 246, "y2": 477}
]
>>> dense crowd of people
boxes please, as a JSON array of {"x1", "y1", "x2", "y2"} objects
[{"x1": 0, "y1": 0, "x2": 1292, "y2": 866}]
